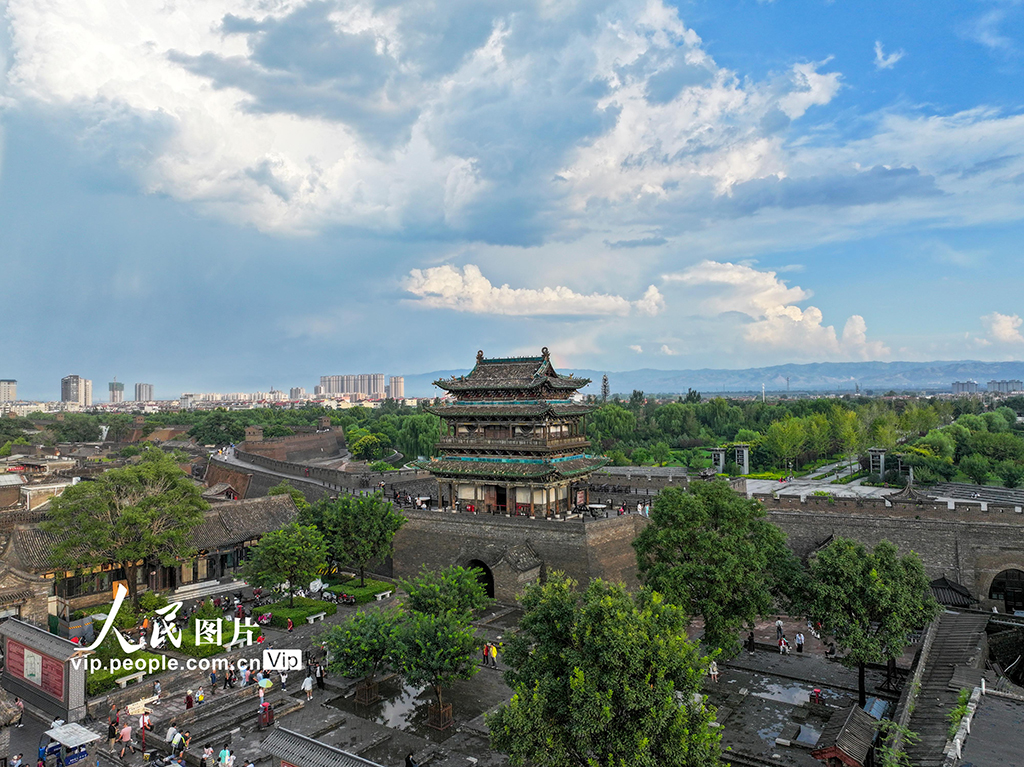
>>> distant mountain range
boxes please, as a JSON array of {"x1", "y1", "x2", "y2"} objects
[{"x1": 403, "y1": 360, "x2": 1024, "y2": 397}]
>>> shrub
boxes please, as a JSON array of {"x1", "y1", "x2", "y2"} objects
[
  {"x1": 138, "y1": 591, "x2": 169, "y2": 614},
  {"x1": 327, "y1": 578, "x2": 393, "y2": 604},
  {"x1": 265, "y1": 597, "x2": 337, "y2": 627}
]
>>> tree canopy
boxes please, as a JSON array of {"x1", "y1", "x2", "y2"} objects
[
  {"x1": 44, "y1": 451, "x2": 208, "y2": 605},
  {"x1": 399, "y1": 611, "x2": 478, "y2": 710},
  {"x1": 320, "y1": 608, "x2": 401, "y2": 687},
  {"x1": 301, "y1": 492, "x2": 405, "y2": 586},
  {"x1": 803, "y1": 538, "x2": 939, "y2": 705},
  {"x1": 400, "y1": 565, "x2": 492, "y2": 621},
  {"x1": 488, "y1": 574, "x2": 720, "y2": 767},
  {"x1": 241, "y1": 523, "x2": 327, "y2": 607},
  {"x1": 633, "y1": 481, "x2": 796, "y2": 656}
]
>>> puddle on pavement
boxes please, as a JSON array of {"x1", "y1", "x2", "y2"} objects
[
  {"x1": 750, "y1": 680, "x2": 841, "y2": 706},
  {"x1": 795, "y1": 725, "x2": 821, "y2": 746},
  {"x1": 331, "y1": 679, "x2": 457, "y2": 741}
]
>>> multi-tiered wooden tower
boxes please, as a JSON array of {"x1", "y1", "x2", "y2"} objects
[{"x1": 418, "y1": 348, "x2": 607, "y2": 516}]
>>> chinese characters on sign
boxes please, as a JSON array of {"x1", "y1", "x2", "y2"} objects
[{"x1": 85, "y1": 584, "x2": 258, "y2": 653}]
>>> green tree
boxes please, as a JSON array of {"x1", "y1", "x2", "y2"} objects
[
  {"x1": 589, "y1": 404, "x2": 637, "y2": 443},
  {"x1": 803, "y1": 538, "x2": 939, "y2": 706},
  {"x1": 764, "y1": 418, "x2": 806, "y2": 470},
  {"x1": 320, "y1": 609, "x2": 401, "y2": 692},
  {"x1": 996, "y1": 460, "x2": 1024, "y2": 488},
  {"x1": 0, "y1": 441, "x2": 11, "y2": 457},
  {"x1": 633, "y1": 481, "x2": 796, "y2": 655},
  {"x1": 805, "y1": 413, "x2": 833, "y2": 461},
  {"x1": 266, "y1": 481, "x2": 310, "y2": 512},
  {"x1": 351, "y1": 434, "x2": 384, "y2": 460},
  {"x1": 187, "y1": 410, "x2": 245, "y2": 446},
  {"x1": 307, "y1": 493, "x2": 405, "y2": 586},
  {"x1": 44, "y1": 451, "x2": 208, "y2": 606},
  {"x1": 488, "y1": 574, "x2": 720, "y2": 767},
  {"x1": 400, "y1": 565, "x2": 492, "y2": 621},
  {"x1": 241, "y1": 523, "x2": 327, "y2": 607},
  {"x1": 399, "y1": 611, "x2": 478, "y2": 710},
  {"x1": 959, "y1": 454, "x2": 991, "y2": 485},
  {"x1": 105, "y1": 414, "x2": 134, "y2": 443}
]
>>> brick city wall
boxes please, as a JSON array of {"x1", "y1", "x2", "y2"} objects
[
  {"x1": 765, "y1": 507, "x2": 1024, "y2": 609},
  {"x1": 393, "y1": 510, "x2": 645, "y2": 601},
  {"x1": 240, "y1": 429, "x2": 344, "y2": 462},
  {"x1": 230, "y1": 451, "x2": 431, "y2": 492}
]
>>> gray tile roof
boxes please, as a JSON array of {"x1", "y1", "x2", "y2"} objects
[
  {"x1": 190, "y1": 495, "x2": 297, "y2": 550},
  {"x1": 812, "y1": 703, "x2": 877, "y2": 766},
  {"x1": 260, "y1": 727, "x2": 384, "y2": 767},
  {"x1": 0, "y1": 617, "x2": 84, "y2": 661}
]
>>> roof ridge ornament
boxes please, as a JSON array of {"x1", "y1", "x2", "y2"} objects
[
  {"x1": 477, "y1": 350, "x2": 485, "y2": 363},
  {"x1": 541, "y1": 347, "x2": 549, "y2": 361}
]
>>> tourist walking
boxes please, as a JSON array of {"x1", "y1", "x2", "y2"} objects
[
  {"x1": 280, "y1": 670, "x2": 288, "y2": 691},
  {"x1": 218, "y1": 744, "x2": 230, "y2": 765},
  {"x1": 13, "y1": 697, "x2": 23, "y2": 727},
  {"x1": 287, "y1": 617, "x2": 293, "y2": 633},
  {"x1": 107, "y1": 722, "x2": 117, "y2": 751},
  {"x1": 796, "y1": 633, "x2": 804, "y2": 653},
  {"x1": 775, "y1": 617, "x2": 783, "y2": 640},
  {"x1": 302, "y1": 674, "x2": 314, "y2": 701},
  {"x1": 185, "y1": 690, "x2": 194, "y2": 709},
  {"x1": 708, "y1": 660, "x2": 719, "y2": 682},
  {"x1": 315, "y1": 662, "x2": 326, "y2": 690},
  {"x1": 118, "y1": 723, "x2": 136, "y2": 758},
  {"x1": 482, "y1": 642, "x2": 490, "y2": 666},
  {"x1": 153, "y1": 679, "x2": 162, "y2": 704},
  {"x1": 489, "y1": 642, "x2": 498, "y2": 668}
]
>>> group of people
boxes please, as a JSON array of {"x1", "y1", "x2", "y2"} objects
[
  {"x1": 481, "y1": 641, "x2": 500, "y2": 668},
  {"x1": 8, "y1": 754, "x2": 42, "y2": 767},
  {"x1": 774, "y1": 618, "x2": 806, "y2": 655}
]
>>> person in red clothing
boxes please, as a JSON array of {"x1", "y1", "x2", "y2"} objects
[{"x1": 287, "y1": 617, "x2": 293, "y2": 633}]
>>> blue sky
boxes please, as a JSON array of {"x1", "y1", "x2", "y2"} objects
[{"x1": 1, "y1": 0, "x2": 1023, "y2": 400}]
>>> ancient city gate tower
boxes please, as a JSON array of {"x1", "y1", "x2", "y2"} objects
[{"x1": 416, "y1": 348, "x2": 608, "y2": 516}]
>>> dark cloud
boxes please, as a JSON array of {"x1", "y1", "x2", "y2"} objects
[
  {"x1": 605, "y1": 237, "x2": 667, "y2": 248},
  {"x1": 958, "y1": 154, "x2": 1019, "y2": 178},
  {"x1": 724, "y1": 165, "x2": 944, "y2": 214},
  {"x1": 169, "y1": 2, "x2": 418, "y2": 147}
]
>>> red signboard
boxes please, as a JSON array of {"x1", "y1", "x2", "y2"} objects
[{"x1": 6, "y1": 639, "x2": 64, "y2": 701}]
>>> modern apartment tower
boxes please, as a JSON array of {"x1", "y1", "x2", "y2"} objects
[
  {"x1": 0, "y1": 380, "x2": 16, "y2": 402},
  {"x1": 61, "y1": 375, "x2": 93, "y2": 407},
  {"x1": 388, "y1": 376, "x2": 405, "y2": 399},
  {"x1": 319, "y1": 373, "x2": 387, "y2": 398},
  {"x1": 109, "y1": 379, "x2": 125, "y2": 404},
  {"x1": 135, "y1": 383, "x2": 154, "y2": 402}
]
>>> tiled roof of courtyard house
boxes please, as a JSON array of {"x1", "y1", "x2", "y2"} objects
[
  {"x1": 810, "y1": 703, "x2": 877, "y2": 767},
  {"x1": 414, "y1": 456, "x2": 609, "y2": 480},
  {"x1": 190, "y1": 494, "x2": 297, "y2": 550},
  {"x1": 434, "y1": 348, "x2": 590, "y2": 393},
  {"x1": 261, "y1": 727, "x2": 384, "y2": 767},
  {"x1": 929, "y1": 576, "x2": 975, "y2": 608},
  {"x1": 4, "y1": 495, "x2": 298, "y2": 572}
]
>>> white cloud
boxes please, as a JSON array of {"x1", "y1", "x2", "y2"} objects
[
  {"x1": 662, "y1": 260, "x2": 889, "y2": 359},
  {"x1": 660, "y1": 344, "x2": 678, "y2": 355},
  {"x1": 629, "y1": 344, "x2": 644, "y2": 353},
  {"x1": 404, "y1": 264, "x2": 661, "y2": 317},
  {"x1": 873, "y1": 41, "x2": 905, "y2": 70},
  {"x1": 982, "y1": 312, "x2": 1024, "y2": 344}
]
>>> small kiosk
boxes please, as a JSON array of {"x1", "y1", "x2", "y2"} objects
[{"x1": 39, "y1": 722, "x2": 99, "y2": 767}]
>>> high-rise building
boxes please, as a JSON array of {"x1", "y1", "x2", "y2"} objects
[
  {"x1": 319, "y1": 373, "x2": 387, "y2": 398},
  {"x1": 61, "y1": 375, "x2": 92, "y2": 407},
  {"x1": 988, "y1": 380, "x2": 1023, "y2": 393},
  {"x1": 388, "y1": 376, "x2": 405, "y2": 399},
  {"x1": 135, "y1": 383, "x2": 154, "y2": 402},
  {"x1": 952, "y1": 381, "x2": 979, "y2": 394},
  {"x1": 289, "y1": 387, "x2": 307, "y2": 400},
  {"x1": 109, "y1": 379, "x2": 125, "y2": 404},
  {"x1": 0, "y1": 380, "x2": 16, "y2": 402}
]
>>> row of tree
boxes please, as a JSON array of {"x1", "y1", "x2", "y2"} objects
[{"x1": 634, "y1": 481, "x2": 939, "y2": 705}]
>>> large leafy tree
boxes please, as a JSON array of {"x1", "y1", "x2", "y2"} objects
[
  {"x1": 399, "y1": 611, "x2": 478, "y2": 710},
  {"x1": 320, "y1": 609, "x2": 401, "y2": 690},
  {"x1": 488, "y1": 574, "x2": 720, "y2": 767},
  {"x1": 400, "y1": 565, "x2": 492, "y2": 621},
  {"x1": 44, "y1": 451, "x2": 208, "y2": 605},
  {"x1": 242, "y1": 523, "x2": 327, "y2": 607},
  {"x1": 633, "y1": 481, "x2": 796, "y2": 656},
  {"x1": 764, "y1": 417, "x2": 807, "y2": 470},
  {"x1": 305, "y1": 493, "x2": 405, "y2": 586},
  {"x1": 266, "y1": 481, "x2": 310, "y2": 512},
  {"x1": 804, "y1": 538, "x2": 939, "y2": 706}
]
